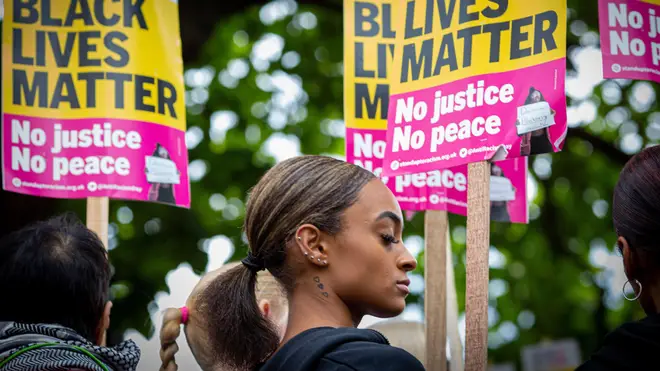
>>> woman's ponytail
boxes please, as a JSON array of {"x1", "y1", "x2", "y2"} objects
[
  {"x1": 159, "y1": 308, "x2": 186, "y2": 371},
  {"x1": 197, "y1": 263, "x2": 280, "y2": 370}
]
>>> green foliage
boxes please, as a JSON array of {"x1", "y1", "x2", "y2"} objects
[{"x1": 29, "y1": 0, "x2": 659, "y2": 367}]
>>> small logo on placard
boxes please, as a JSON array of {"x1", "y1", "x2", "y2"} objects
[
  {"x1": 430, "y1": 194, "x2": 440, "y2": 205},
  {"x1": 459, "y1": 148, "x2": 468, "y2": 158},
  {"x1": 12, "y1": 178, "x2": 21, "y2": 188},
  {"x1": 612, "y1": 64, "x2": 622, "y2": 73},
  {"x1": 390, "y1": 160, "x2": 400, "y2": 171},
  {"x1": 87, "y1": 182, "x2": 98, "y2": 192}
]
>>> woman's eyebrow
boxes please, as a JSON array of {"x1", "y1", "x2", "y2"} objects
[{"x1": 375, "y1": 211, "x2": 403, "y2": 230}]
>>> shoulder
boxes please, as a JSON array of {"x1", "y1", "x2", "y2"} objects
[
  {"x1": 576, "y1": 317, "x2": 660, "y2": 371},
  {"x1": 321, "y1": 341, "x2": 425, "y2": 371}
]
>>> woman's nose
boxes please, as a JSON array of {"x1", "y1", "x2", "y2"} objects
[{"x1": 397, "y1": 246, "x2": 417, "y2": 272}]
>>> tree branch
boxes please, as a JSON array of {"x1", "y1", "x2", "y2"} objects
[{"x1": 568, "y1": 127, "x2": 631, "y2": 166}]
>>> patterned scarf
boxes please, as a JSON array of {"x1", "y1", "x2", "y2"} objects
[{"x1": 0, "y1": 322, "x2": 140, "y2": 371}]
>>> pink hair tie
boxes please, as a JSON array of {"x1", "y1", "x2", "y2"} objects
[{"x1": 179, "y1": 306, "x2": 189, "y2": 325}]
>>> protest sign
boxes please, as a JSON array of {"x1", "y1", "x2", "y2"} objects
[
  {"x1": 344, "y1": 0, "x2": 529, "y2": 224},
  {"x1": 599, "y1": 0, "x2": 660, "y2": 83},
  {"x1": 382, "y1": 0, "x2": 567, "y2": 177},
  {"x1": 347, "y1": 130, "x2": 529, "y2": 223},
  {"x1": 2, "y1": 0, "x2": 190, "y2": 208}
]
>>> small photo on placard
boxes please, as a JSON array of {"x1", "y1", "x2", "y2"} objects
[
  {"x1": 490, "y1": 176, "x2": 516, "y2": 202},
  {"x1": 145, "y1": 143, "x2": 180, "y2": 205},
  {"x1": 517, "y1": 87, "x2": 559, "y2": 157},
  {"x1": 516, "y1": 101, "x2": 555, "y2": 135},
  {"x1": 145, "y1": 156, "x2": 180, "y2": 185},
  {"x1": 490, "y1": 163, "x2": 520, "y2": 223}
]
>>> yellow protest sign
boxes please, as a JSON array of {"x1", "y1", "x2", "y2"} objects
[
  {"x1": 391, "y1": 0, "x2": 567, "y2": 93},
  {"x1": 344, "y1": 0, "x2": 397, "y2": 130},
  {"x1": 3, "y1": 0, "x2": 190, "y2": 207},
  {"x1": 382, "y1": 0, "x2": 567, "y2": 176},
  {"x1": 344, "y1": 0, "x2": 530, "y2": 223}
]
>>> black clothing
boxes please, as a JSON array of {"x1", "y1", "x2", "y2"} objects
[{"x1": 258, "y1": 327, "x2": 425, "y2": 371}]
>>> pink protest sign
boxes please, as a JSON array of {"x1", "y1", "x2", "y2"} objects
[
  {"x1": 381, "y1": 0, "x2": 567, "y2": 177},
  {"x1": 347, "y1": 128, "x2": 528, "y2": 224},
  {"x1": 3, "y1": 115, "x2": 190, "y2": 207},
  {"x1": 599, "y1": 0, "x2": 660, "y2": 82},
  {"x1": 2, "y1": 1, "x2": 190, "y2": 207}
]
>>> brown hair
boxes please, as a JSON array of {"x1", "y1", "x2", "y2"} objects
[
  {"x1": 613, "y1": 145, "x2": 660, "y2": 253},
  {"x1": 158, "y1": 263, "x2": 287, "y2": 371},
  {"x1": 196, "y1": 155, "x2": 375, "y2": 369}
]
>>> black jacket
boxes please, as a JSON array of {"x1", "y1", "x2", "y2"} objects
[
  {"x1": 0, "y1": 322, "x2": 140, "y2": 371},
  {"x1": 258, "y1": 327, "x2": 426, "y2": 371},
  {"x1": 577, "y1": 313, "x2": 660, "y2": 370}
]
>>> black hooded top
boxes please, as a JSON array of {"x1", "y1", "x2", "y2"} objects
[
  {"x1": 257, "y1": 327, "x2": 426, "y2": 371},
  {"x1": 577, "y1": 313, "x2": 660, "y2": 370}
]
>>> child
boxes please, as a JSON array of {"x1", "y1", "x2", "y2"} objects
[{"x1": 159, "y1": 262, "x2": 288, "y2": 371}]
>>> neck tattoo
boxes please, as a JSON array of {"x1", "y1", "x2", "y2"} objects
[{"x1": 313, "y1": 276, "x2": 329, "y2": 297}]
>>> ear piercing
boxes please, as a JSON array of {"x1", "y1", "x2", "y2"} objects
[
  {"x1": 303, "y1": 252, "x2": 328, "y2": 265},
  {"x1": 298, "y1": 236, "x2": 327, "y2": 265}
]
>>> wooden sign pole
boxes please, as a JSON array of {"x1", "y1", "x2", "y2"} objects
[
  {"x1": 446, "y1": 229, "x2": 464, "y2": 371},
  {"x1": 424, "y1": 210, "x2": 448, "y2": 371},
  {"x1": 464, "y1": 161, "x2": 491, "y2": 371},
  {"x1": 86, "y1": 196, "x2": 109, "y2": 346},
  {"x1": 86, "y1": 196, "x2": 109, "y2": 249}
]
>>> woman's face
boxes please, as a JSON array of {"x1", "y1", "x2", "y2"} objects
[
  {"x1": 157, "y1": 146, "x2": 169, "y2": 158},
  {"x1": 531, "y1": 90, "x2": 542, "y2": 103},
  {"x1": 326, "y1": 179, "x2": 417, "y2": 319},
  {"x1": 491, "y1": 166, "x2": 503, "y2": 177}
]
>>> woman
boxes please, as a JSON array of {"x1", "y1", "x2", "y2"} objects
[
  {"x1": 577, "y1": 145, "x2": 660, "y2": 370},
  {"x1": 159, "y1": 263, "x2": 288, "y2": 370},
  {"x1": 518, "y1": 87, "x2": 555, "y2": 156},
  {"x1": 177, "y1": 155, "x2": 422, "y2": 371},
  {"x1": 490, "y1": 164, "x2": 512, "y2": 223},
  {"x1": 147, "y1": 144, "x2": 177, "y2": 205}
]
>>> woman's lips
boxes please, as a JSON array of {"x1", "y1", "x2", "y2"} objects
[{"x1": 396, "y1": 279, "x2": 410, "y2": 295}]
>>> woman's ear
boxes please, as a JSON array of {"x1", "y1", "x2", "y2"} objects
[
  {"x1": 620, "y1": 237, "x2": 638, "y2": 281},
  {"x1": 259, "y1": 299, "x2": 271, "y2": 319},
  {"x1": 96, "y1": 301, "x2": 113, "y2": 346},
  {"x1": 295, "y1": 224, "x2": 329, "y2": 267}
]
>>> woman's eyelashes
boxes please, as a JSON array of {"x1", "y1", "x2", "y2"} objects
[{"x1": 380, "y1": 233, "x2": 401, "y2": 246}]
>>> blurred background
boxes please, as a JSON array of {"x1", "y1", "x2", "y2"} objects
[{"x1": 0, "y1": 0, "x2": 656, "y2": 369}]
